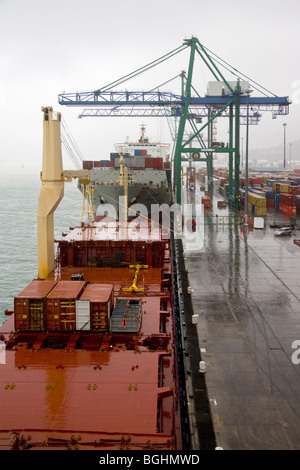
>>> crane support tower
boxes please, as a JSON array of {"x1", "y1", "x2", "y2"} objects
[{"x1": 58, "y1": 37, "x2": 290, "y2": 208}]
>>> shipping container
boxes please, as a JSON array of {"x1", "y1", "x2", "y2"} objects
[
  {"x1": 251, "y1": 177, "x2": 264, "y2": 185},
  {"x1": 136, "y1": 157, "x2": 145, "y2": 168},
  {"x1": 280, "y1": 184, "x2": 290, "y2": 193},
  {"x1": 153, "y1": 158, "x2": 163, "y2": 170},
  {"x1": 267, "y1": 199, "x2": 275, "y2": 208},
  {"x1": 14, "y1": 280, "x2": 57, "y2": 331},
  {"x1": 145, "y1": 157, "x2": 153, "y2": 168},
  {"x1": 82, "y1": 161, "x2": 93, "y2": 170},
  {"x1": 279, "y1": 194, "x2": 296, "y2": 206},
  {"x1": 279, "y1": 203, "x2": 297, "y2": 216},
  {"x1": 46, "y1": 281, "x2": 86, "y2": 331},
  {"x1": 248, "y1": 193, "x2": 267, "y2": 209},
  {"x1": 76, "y1": 284, "x2": 114, "y2": 332},
  {"x1": 297, "y1": 196, "x2": 300, "y2": 214},
  {"x1": 248, "y1": 203, "x2": 267, "y2": 217},
  {"x1": 202, "y1": 196, "x2": 211, "y2": 208},
  {"x1": 288, "y1": 186, "x2": 300, "y2": 195},
  {"x1": 163, "y1": 162, "x2": 170, "y2": 169}
]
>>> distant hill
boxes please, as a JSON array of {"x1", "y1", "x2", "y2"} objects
[{"x1": 249, "y1": 139, "x2": 300, "y2": 168}]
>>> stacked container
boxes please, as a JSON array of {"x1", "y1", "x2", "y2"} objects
[
  {"x1": 46, "y1": 281, "x2": 86, "y2": 331},
  {"x1": 279, "y1": 193, "x2": 297, "y2": 216},
  {"x1": 76, "y1": 284, "x2": 114, "y2": 332},
  {"x1": 153, "y1": 158, "x2": 163, "y2": 170},
  {"x1": 14, "y1": 280, "x2": 57, "y2": 331},
  {"x1": 297, "y1": 196, "x2": 300, "y2": 216},
  {"x1": 248, "y1": 193, "x2": 267, "y2": 216},
  {"x1": 201, "y1": 196, "x2": 211, "y2": 208},
  {"x1": 266, "y1": 191, "x2": 275, "y2": 208}
]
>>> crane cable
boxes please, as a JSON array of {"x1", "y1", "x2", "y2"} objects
[
  {"x1": 95, "y1": 44, "x2": 188, "y2": 93},
  {"x1": 61, "y1": 118, "x2": 84, "y2": 170}
]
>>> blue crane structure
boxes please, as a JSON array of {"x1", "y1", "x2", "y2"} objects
[{"x1": 58, "y1": 37, "x2": 290, "y2": 207}]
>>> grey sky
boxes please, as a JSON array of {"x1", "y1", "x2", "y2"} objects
[{"x1": 1, "y1": 0, "x2": 299, "y2": 173}]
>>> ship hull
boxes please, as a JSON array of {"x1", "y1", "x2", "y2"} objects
[{"x1": 80, "y1": 168, "x2": 172, "y2": 217}]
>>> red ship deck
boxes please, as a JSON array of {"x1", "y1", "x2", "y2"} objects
[
  {"x1": 0, "y1": 222, "x2": 181, "y2": 450},
  {"x1": 0, "y1": 346, "x2": 175, "y2": 449}
]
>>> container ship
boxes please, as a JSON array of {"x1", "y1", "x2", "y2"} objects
[
  {"x1": 80, "y1": 125, "x2": 172, "y2": 217},
  {"x1": 0, "y1": 108, "x2": 184, "y2": 451}
]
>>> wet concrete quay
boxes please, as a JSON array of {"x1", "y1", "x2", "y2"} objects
[{"x1": 179, "y1": 183, "x2": 300, "y2": 450}]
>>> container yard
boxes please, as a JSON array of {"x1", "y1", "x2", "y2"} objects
[{"x1": 177, "y1": 166, "x2": 300, "y2": 449}]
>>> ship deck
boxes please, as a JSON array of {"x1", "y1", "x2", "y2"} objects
[
  {"x1": 0, "y1": 237, "x2": 179, "y2": 450},
  {"x1": 179, "y1": 179, "x2": 300, "y2": 450}
]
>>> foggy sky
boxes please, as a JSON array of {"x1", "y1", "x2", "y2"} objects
[{"x1": 1, "y1": 0, "x2": 300, "y2": 174}]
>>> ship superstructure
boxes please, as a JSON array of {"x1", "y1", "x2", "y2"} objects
[{"x1": 80, "y1": 126, "x2": 172, "y2": 216}]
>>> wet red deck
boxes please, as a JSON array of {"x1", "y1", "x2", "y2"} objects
[
  {"x1": 0, "y1": 346, "x2": 175, "y2": 449},
  {"x1": 0, "y1": 224, "x2": 180, "y2": 450}
]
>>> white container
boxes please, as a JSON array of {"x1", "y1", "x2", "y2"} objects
[{"x1": 254, "y1": 217, "x2": 264, "y2": 229}]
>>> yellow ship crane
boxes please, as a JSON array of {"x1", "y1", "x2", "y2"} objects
[
  {"x1": 122, "y1": 265, "x2": 148, "y2": 294},
  {"x1": 37, "y1": 107, "x2": 92, "y2": 279},
  {"x1": 80, "y1": 177, "x2": 94, "y2": 224},
  {"x1": 37, "y1": 107, "x2": 64, "y2": 280}
]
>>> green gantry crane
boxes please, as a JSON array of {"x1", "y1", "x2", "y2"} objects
[{"x1": 59, "y1": 36, "x2": 290, "y2": 209}]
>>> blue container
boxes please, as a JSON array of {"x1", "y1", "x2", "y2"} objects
[{"x1": 275, "y1": 193, "x2": 280, "y2": 211}]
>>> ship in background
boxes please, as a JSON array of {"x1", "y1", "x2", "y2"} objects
[{"x1": 79, "y1": 126, "x2": 172, "y2": 217}]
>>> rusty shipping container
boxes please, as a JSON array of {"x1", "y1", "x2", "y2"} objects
[
  {"x1": 76, "y1": 283, "x2": 114, "y2": 332},
  {"x1": 14, "y1": 280, "x2": 57, "y2": 331},
  {"x1": 46, "y1": 281, "x2": 86, "y2": 331}
]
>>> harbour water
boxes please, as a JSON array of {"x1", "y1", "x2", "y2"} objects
[{"x1": 0, "y1": 171, "x2": 82, "y2": 325}]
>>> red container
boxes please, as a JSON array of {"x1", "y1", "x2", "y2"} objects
[
  {"x1": 201, "y1": 196, "x2": 211, "y2": 208},
  {"x1": 153, "y1": 158, "x2": 163, "y2": 169},
  {"x1": 279, "y1": 194, "x2": 296, "y2": 206},
  {"x1": 78, "y1": 284, "x2": 114, "y2": 332},
  {"x1": 83, "y1": 161, "x2": 93, "y2": 170},
  {"x1": 279, "y1": 203, "x2": 297, "y2": 216},
  {"x1": 267, "y1": 199, "x2": 275, "y2": 208},
  {"x1": 46, "y1": 281, "x2": 86, "y2": 331},
  {"x1": 140, "y1": 150, "x2": 147, "y2": 156},
  {"x1": 288, "y1": 186, "x2": 300, "y2": 195},
  {"x1": 14, "y1": 280, "x2": 57, "y2": 331},
  {"x1": 164, "y1": 162, "x2": 170, "y2": 169}
]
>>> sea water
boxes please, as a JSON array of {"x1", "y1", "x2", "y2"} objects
[{"x1": 0, "y1": 171, "x2": 82, "y2": 326}]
